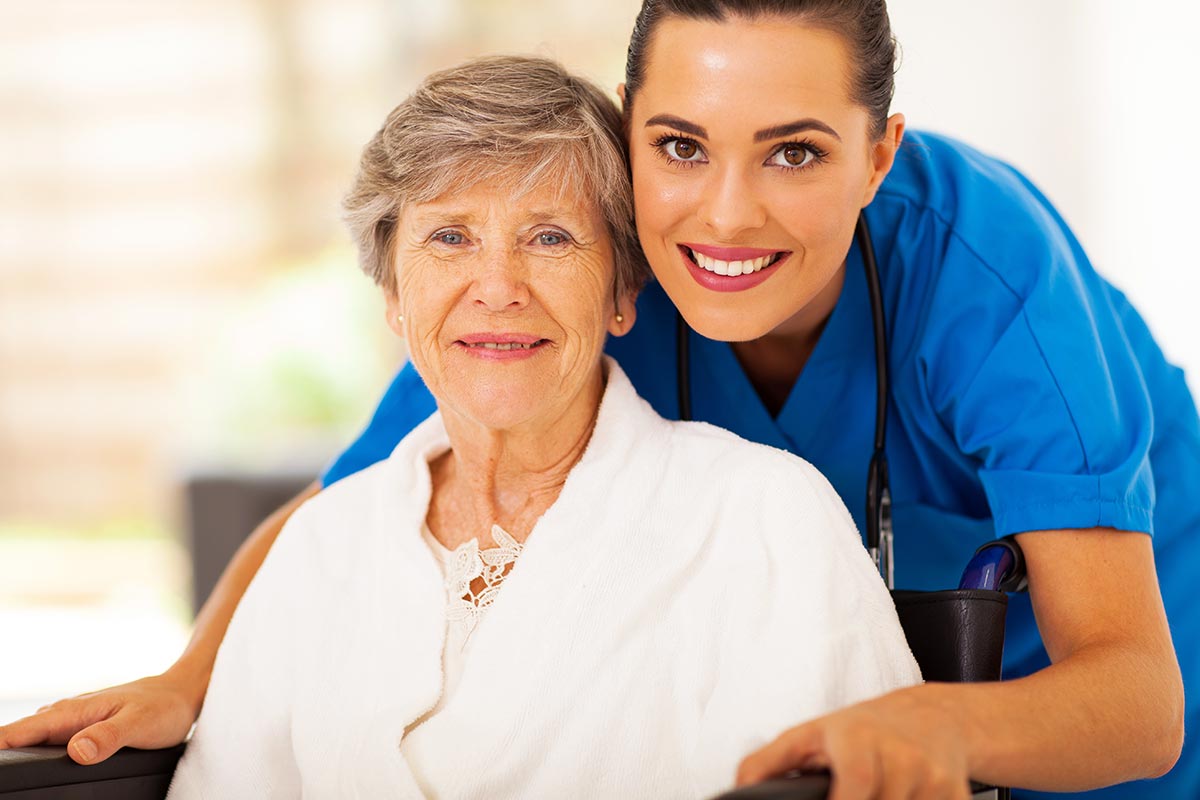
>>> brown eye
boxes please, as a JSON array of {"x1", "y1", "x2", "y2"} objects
[
  {"x1": 767, "y1": 143, "x2": 818, "y2": 170},
  {"x1": 662, "y1": 137, "x2": 705, "y2": 162}
]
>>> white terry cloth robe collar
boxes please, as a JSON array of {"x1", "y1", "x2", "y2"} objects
[{"x1": 167, "y1": 357, "x2": 922, "y2": 799}]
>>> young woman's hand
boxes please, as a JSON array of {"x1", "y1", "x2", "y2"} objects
[
  {"x1": 737, "y1": 530, "x2": 1183, "y2": 797},
  {"x1": 0, "y1": 668, "x2": 203, "y2": 764},
  {"x1": 736, "y1": 684, "x2": 971, "y2": 800}
]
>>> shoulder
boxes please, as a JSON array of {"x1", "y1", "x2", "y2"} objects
[
  {"x1": 872, "y1": 132, "x2": 1122, "y2": 397},
  {"x1": 875, "y1": 130, "x2": 1079, "y2": 300},
  {"x1": 300, "y1": 456, "x2": 395, "y2": 528},
  {"x1": 321, "y1": 361, "x2": 437, "y2": 487},
  {"x1": 880, "y1": 130, "x2": 1054, "y2": 232},
  {"x1": 272, "y1": 439, "x2": 429, "y2": 586},
  {"x1": 661, "y1": 417, "x2": 809, "y2": 474},
  {"x1": 659, "y1": 419, "x2": 862, "y2": 552},
  {"x1": 656, "y1": 422, "x2": 895, "y2": 640}
]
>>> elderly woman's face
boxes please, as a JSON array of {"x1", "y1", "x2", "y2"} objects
[{"x1": 388, "y1": 179, "x2": 628, "y2": 432}]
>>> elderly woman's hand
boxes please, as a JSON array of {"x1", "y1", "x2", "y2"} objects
[
  {"x1": 0, "y1": 669, "x2": 200, "y2": 764},
  {"x1": 735, "y1": 684, "x2": 972, "y2": 800}
]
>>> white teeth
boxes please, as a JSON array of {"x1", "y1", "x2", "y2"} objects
[
  {"x1": 689, "y1": 249, "x2": 778, "y2": 276},
  {"x1": 472, "y1": 342, "x2": 535, "y2": 350}
]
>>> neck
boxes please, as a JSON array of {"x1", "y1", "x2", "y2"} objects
[
  {"x1": 428, "y1": 367, "x2": 605, "y2": 547},
  {"x1": 731, "y1": 263, "x2": 846, "y2": 416}
]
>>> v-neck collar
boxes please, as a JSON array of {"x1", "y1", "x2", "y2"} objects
[{"x1": 686, "y1": 234, "x2": 870, "y2": 457}]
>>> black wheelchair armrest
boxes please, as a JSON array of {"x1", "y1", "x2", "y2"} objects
[
  {"x1": 709, "y1": 772, "x2": 832, "y2": 799},
  {"x1": 0, "y1": 744, "x2": 184, "y2": 799},
  {"x1": 709, "y1": 772, "x2": 1003, "y2": 800}
]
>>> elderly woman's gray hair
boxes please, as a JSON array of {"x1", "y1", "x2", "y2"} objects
[{"x1": 343, "y1": 55, "x2": 647, "y2": 299}]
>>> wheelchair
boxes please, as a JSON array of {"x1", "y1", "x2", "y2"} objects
[
  {"x1": 0, "y1": 505, "x2": 1026, "y2": 800},
  {"x1": 0, "y1": 216, "x2": 1029, "y2": 797}
]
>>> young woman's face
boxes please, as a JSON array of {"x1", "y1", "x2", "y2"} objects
[{"x1": 626, "y1": 16, "x2": 903, "y2": 341}]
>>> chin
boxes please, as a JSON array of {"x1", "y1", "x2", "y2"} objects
[
  {"x1": 451, "y1": 384, "x2": 549, "y2": 429},
  {"x1": 677, "y1": 301, "x2": 783, "y2": 343}
]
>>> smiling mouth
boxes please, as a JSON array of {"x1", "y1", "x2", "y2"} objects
[
  {"x1": 682, "y1": 247, "x2": 786, "y2": 277},
  {"x1": 460, "y1": 341, "x2": 548, "y2": 351}
]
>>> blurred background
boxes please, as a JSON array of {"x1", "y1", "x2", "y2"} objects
[{"x1": 1, "y1": 0, "x2": 1197, "y2": 720}]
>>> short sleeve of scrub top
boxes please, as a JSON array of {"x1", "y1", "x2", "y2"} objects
[{"x1": 877, "y1": 136, "x2": 1156, "y2": 539}]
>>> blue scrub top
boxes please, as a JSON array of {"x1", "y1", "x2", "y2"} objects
[{"x1": 322, "y1": 132, "x2": 1200, "y2": 799}]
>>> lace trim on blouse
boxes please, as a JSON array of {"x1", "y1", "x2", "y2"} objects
[{"x1": 438, "y1": 524, "x2": 523, "y2": 639}]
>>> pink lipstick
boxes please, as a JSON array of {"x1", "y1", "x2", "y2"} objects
[{"x1": 678, "y1": 243, "x2": 789, "y2": 293}]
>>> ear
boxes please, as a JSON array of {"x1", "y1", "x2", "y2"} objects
[
  {"x1": 607, "y1": 292, "x2": 638, "y2": 337},
  {"x1": 383, "y1": 292, "x2": 405, "y2": 340},
  {"x1": 861, "y1": 113, "x2": 906, "y2": 208},
  {"x1": 616, "y1": 83, "x2": 631, "y2": 138}
]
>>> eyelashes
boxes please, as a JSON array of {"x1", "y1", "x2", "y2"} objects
[
  {"x1": 767, "y1": 140, "x2": 829, "y2": 170},
  {"x1": 651, "y1": 134, "x2": 706, "y2": 166},
  {"x1": 650, "y1": 134, "x2": 705, "y2": 168},
  {"x1": 649, "y1": 132, "x2": 829, "y2": 173},
  {"x1": 426, "y1": 227, "x2": 575, "y2": 249}
]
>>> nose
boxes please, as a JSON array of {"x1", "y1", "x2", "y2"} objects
[
  {"x1": 696, "y1": 165, "x2": 768, "y2": 239},
  {"x1": 470, "y1": 247, "x2": 530, "y2": 312}
]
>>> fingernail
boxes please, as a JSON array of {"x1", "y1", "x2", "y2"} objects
[{"x1": 72, "y1": 738, "x2": 97, "y2": 762}]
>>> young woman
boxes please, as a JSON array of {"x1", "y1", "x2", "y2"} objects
[{"x1": 2, "y1": 2, "x2": 1193, "y2": 798}]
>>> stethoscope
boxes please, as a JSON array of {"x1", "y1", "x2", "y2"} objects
[{"x1": 675, "y1": 213, "x2": 895, "y2": 587}]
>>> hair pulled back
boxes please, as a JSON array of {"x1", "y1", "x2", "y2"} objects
[{"x1": 625, "y1": 0, "x2": 897, "y2": 139}]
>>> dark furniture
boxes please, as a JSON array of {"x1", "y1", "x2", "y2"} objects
[
  {"x1": 184, "y1": 471, "x2": 314, "y2": 612},
  {"x1": 0, "y1": 746, "x2": 185, "y2": 800}
]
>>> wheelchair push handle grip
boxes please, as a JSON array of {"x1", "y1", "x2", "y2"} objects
[{"x1": 958, "y1": 536, "x2": 1028, "y2": 593}]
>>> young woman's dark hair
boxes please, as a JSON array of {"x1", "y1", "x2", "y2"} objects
[{"x1": 624, "y1": 0, "x2": 897, "y2": 139}]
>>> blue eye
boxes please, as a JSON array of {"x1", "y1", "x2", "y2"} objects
[
  {"x1": 433, "y1": 229, "x2": 466, "y2": 245},
  {"x1": 535, "y1": 230, "x2": 570, "y2": 247}
]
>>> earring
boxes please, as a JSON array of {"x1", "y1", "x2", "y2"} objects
[
  {"x1": 396, "y1": 314, "x2": 404, "y2": 324},
  {"x1": 615, "y1": 313, "x2": 624, "y2": 324}
]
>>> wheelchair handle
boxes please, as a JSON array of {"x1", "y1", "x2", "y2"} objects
[{"x1": 958, "y1": 536, "x2": 1028, "y2": 593}]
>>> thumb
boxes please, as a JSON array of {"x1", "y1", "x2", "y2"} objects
[{"x1": 68, "y1": 714, "x2": 132, "y2": 765}]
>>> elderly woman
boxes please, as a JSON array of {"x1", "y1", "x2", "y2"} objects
[{"x1": 165, "y1": 56, "x2": 919, "y2": 799}]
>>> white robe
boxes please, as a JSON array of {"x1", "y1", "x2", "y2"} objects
[{"x1": 168, "y1": 360, "x2": 921, "y2": 799}]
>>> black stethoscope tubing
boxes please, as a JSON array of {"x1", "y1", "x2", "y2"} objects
[{"x1": 675, "y1": 212, "x2": 896, "y2": 588}]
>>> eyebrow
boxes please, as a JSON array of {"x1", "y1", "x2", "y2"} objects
[
  {"x1": 754, "y1": 118, "x2": 841, "y2": 143},
  {"x1": 406, "y1": 208, "x2": 590, "y2": 232},
  {"x1": 645, "y1": 113, "x2": 842, "y2": 144},
  {"x1": 644, "y1": 114, "x2": 708, "y2": 139},
  {"x1": 517, "y1": 209, "x2": 590, "y2": 232},
  {"x1": 408, "y1": 210, "x2": 476, "y2": 226}
]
